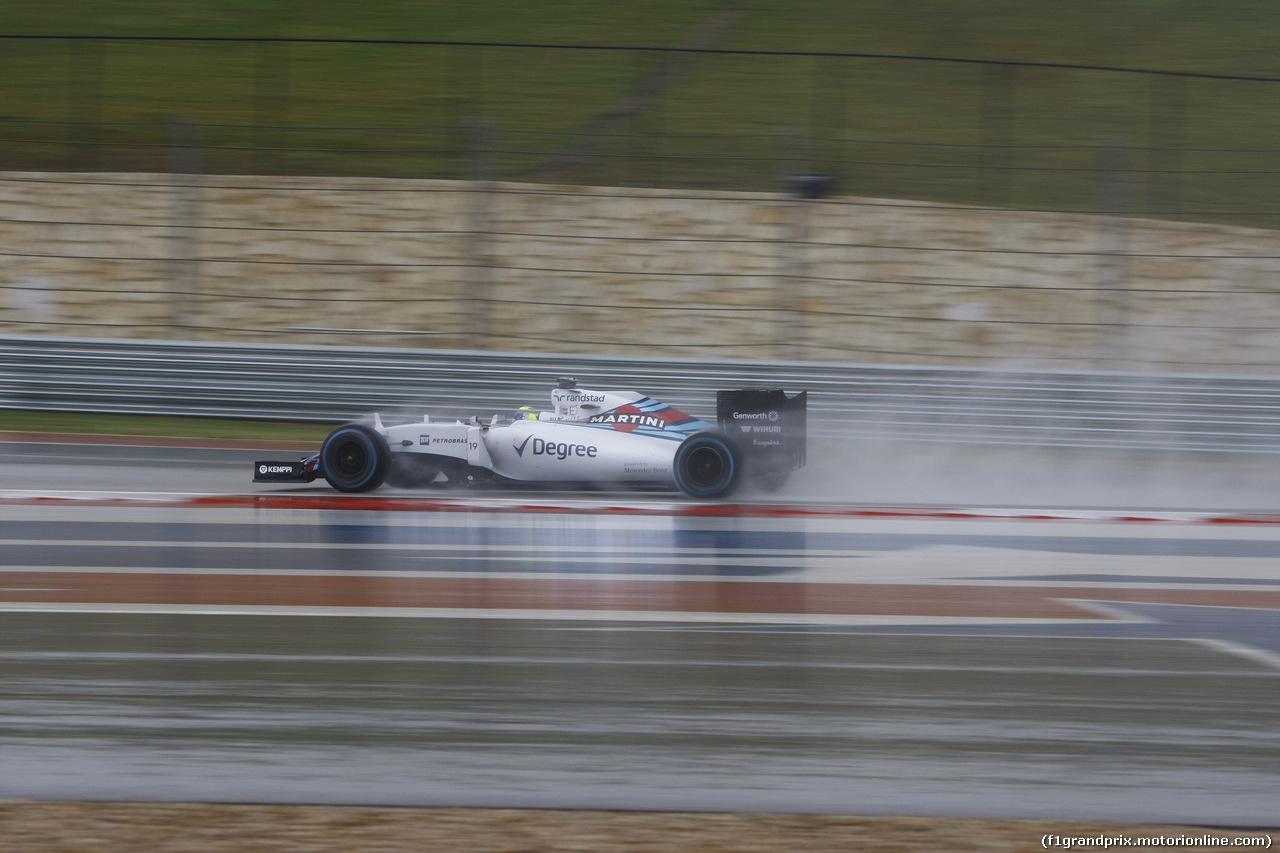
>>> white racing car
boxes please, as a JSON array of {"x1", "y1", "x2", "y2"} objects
[{"x1": 254, "y1": 378, "x2": 806, "y2": 498}]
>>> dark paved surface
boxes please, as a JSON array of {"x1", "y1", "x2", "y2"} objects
[
  {"x1": 1, "y1": 612, "x2": 1277, "y2": 823},
  {"x1": 1, "y1": 440, "x2": 1279, "y2": 823}
]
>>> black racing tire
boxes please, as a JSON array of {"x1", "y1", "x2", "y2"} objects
[
  {"x1": 385, "y1": 454, "x2": 441, "y2": 488},
  {"x1": 673, "y1": 432, "x2": 741, "y2": 498},
  {"x1": 320, "y1": 424, "x2": 390, "y2": 493}
]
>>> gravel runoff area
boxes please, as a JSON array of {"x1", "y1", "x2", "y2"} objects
[{"x1": 1, "y1": 802, "x2": 1275, "y2": 852}]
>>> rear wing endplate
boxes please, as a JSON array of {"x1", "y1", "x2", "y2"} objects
[{"x1": 716, "y1": 389, "x2": 807, "y2": 470}]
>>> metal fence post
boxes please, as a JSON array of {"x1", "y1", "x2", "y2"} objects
[
  {"x1": 449, "y1": 43, "x2": 487, "y2": 180},
  {"x1": 978, "y1": 64, "x2": 1016, "y2": 208},
  {"x1": 649, "y1": 52, "x2": 668, "y2": 186},
  {"x1": 1146, "y1": 75, "x2": 1185, "y2": 219},
  {"x1": 254, "y1": 40, "x2": 290, "y2": 174},
  {"x1": 464, "y1": 121, "x2": 498, "y2": 349},
  {"x1": 67, "y1": 37, "x2": 104, "y2": 171},
  {"x1": 1095, "y1": 140, "x2": 1132, "y2": 368},
  {"x1": 774, "y1": 130, "x2": 812, "y2": 359},
  {"x1": 810, "y1": 53, "x2": 847, "y2": 189},
  {"x1": 167, "y1": 118, "x2": 203, "y2": 336}
]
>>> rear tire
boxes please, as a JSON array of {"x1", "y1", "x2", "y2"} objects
[
  {"x1": 320, "y1": 424, "x2": 390, "y2": 493},
  {"x1": 673, "y1": 432, "x2": 740, "y2": 498}
]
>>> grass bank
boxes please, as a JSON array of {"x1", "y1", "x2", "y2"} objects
[{"x1": 3, "y1": 2, "x2": 1280, "y2": 224}]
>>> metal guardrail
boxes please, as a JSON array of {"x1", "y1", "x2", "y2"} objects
[{"x1": 4, "y1": 334, "x2": 1280, "y2": 454}]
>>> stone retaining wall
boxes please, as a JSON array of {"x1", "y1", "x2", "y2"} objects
[{"x1": 3, "y1": 171, "x2": 1280, "y2": 372}]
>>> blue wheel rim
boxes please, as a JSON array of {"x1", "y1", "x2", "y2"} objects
[
  {"x1": 325, "y1": 428, "x2": 377, "y2": 488},
  {"x1": 676, "y1": 436, "x2": 735, "y2": 496}
]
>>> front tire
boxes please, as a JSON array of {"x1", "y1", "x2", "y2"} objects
[
  {"x1": 673, "y1": 432, "x2": 740, "y2": 498},
  {"x1": 320, "y1": 424, "x2": 390, "y2": 493}
]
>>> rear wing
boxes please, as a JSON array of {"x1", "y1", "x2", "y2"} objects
[{"x1": 716, "y1": 389, "x2": 807, "y2": 471}]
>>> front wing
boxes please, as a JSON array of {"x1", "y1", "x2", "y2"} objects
[{"x1": 253, "y1": 454, "x2": 320, "y2": 483}]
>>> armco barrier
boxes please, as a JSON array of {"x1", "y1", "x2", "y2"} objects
[{"x1": 4, "y1": 334, "x2": 1280, "y2": 453}]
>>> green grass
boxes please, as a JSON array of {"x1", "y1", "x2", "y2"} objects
[
  {"x1": 2, "y1": 2, "x2": 1280, "y2": 224},
  {"x1": 0, "y1": 409, "x2": 330, "y2": 441}
]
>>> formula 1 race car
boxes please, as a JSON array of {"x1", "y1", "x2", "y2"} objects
[{"x1": 254, "y1": 378, "x2": 806, "y2": 498}]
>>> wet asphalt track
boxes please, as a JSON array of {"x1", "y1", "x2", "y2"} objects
[{"x1": 1, "y1": 438, "x2": 1279, "y2": 823}]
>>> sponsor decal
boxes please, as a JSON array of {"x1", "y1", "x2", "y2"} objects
[
  {"x1": 514, "y1": 435, "x2": 598, "y2": 460},
  {"x1": 751, "y1": 438, "x2": 783, "y2": 448},
  {"x1": 535, "y1": 438, "x2": 597, "y2": 459},
  {"x1": 587, "y1": 403, "x2": 686, "y2": 433},
  {"x1": 258, "y1": 464, "x2": 294, "y2": 474},
  {"x1": 588, "y1": 410, "x2": 668, "y2": 432},
  {"x1": 421, "y1": 435, "x2": 467, "y2": 448},
  {"x1": 623, "y1": 462, "x2": 668, "y2": 474},
  {"x1": 739, "y1": 424, "x2": 782, "y2": 433},
  {"x1": 732, "y1": 410, "x2": 782, "y2": 421}
]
